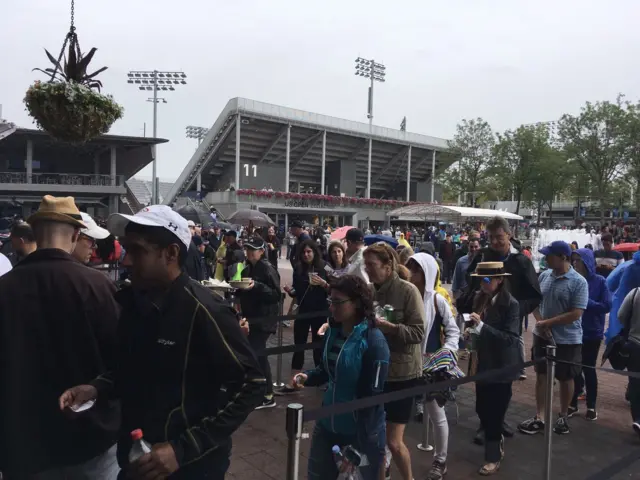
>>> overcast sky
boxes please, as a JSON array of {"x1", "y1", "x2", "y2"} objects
[{"x1": 3, "y1": 0, "x2": 640, "y2": 181}]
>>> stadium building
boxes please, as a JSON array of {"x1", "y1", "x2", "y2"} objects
[
  {"x1": 165, "y1": 98, "x2": 452, "y2": 230},
  {"x1": 0, "y1": 117, "x2": 166, "y2": 219}
]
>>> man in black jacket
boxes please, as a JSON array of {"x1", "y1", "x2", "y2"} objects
[
  {"x1": 60, "y1": 205, "x2": 265, "y2": 480},
  {"x1": 0, "y1": 195, "x2": 120, "y2": 478},
  {"x1": 236, "y1": 235, "x2": 282, "y2": 409}
]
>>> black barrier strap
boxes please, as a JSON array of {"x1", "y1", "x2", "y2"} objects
[
  {"x1": 547, "y1": 356, "x2": 640, "y2": 379},
  {"x1": 303, "y1": 360, "x2": 538, "y2": 422},
  {"x1": 249, "y1": 310, "x2": 330, "y2": 325},
  {"x1": 261, "y1": 341, "x2": 325, "y2": 356}
]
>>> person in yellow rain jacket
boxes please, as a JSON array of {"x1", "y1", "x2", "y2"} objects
[{"x1": 214, "y1": 241, "x2": 227, "y2": 281}]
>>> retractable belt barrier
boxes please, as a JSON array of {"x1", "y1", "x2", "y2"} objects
[
  {"x1": 248, "y1": 310, "x2": 330, "y2": 325},
  {"x1": 283, "y1": 346, "x2": 640, "y2": 480}
]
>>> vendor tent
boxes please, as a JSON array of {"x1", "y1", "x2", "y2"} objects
[{"x1": 388, "y1": 204, "x2": 523, "y2": 222}]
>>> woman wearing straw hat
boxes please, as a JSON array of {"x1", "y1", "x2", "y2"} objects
[{"x1": 466, "y1": 262, "x2": 521, "y2": 476}]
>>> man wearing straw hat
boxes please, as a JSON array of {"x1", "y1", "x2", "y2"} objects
[{"x1": 0, "y1": 195, "x2": 120, "y2": 478}]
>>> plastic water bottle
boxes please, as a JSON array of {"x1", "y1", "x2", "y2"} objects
[
  {"x1": 332, "y1": 445, "x2": 365, "y2": 480},
  {"x1": 129, "y1": 429, "x2": 152, "y2": 463}
]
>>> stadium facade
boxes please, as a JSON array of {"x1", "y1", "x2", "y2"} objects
[
  {"x1": 0, "y1": 121, "x2": 166, "y2": 219},
  {"x1": 166, "y1": 98, "x2": 452, "y2": 229}
]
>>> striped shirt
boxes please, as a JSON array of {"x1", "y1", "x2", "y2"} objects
[{"x1": 539, "y1": 266, "x2": 589, "y2": 344}]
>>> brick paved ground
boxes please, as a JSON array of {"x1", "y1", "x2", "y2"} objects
[{"x1": 228, "y1": 256, "x2": 640, "y2": 479}]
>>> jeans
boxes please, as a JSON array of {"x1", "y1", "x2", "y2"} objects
[
  {"x1": 291, "y1": 315, "x2": 325, "y2": 370},
  {"x1": 476, "y1": 383, "x2": 512, "y2": 463},
  {"x1": 307, "y1": 424, "x2": 385, "y2": 480},
  {"x1": 571, "y1": 338, "x2": 601, "y2": 410},
  {"x1": 33, "y1": 444, "x2": 118, "y2": 480},
  {"x1": 286, "y1": 244, "x2": 293, "y2": 259},
  {"x1": 424, "y1": 399, "x2": 449, "y2": 463},
  {"x1": 442, "y1": 260, "x2": 453, "y2": 283},
  {"x1": 247, "y1": 328, "x2": 273, "y2": 396},
  {"x1": 628, "y1": 342, "x2": 640, "y2": 423}
]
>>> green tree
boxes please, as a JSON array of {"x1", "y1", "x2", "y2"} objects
[
  {"x1": 492, "y1": 123, "x2": 551, "y2": 214},
  {"x1": 619, "y1": 100, "x2": 640, "y2": 234},
  {"x1": 530, "y1": 149, "x2": 568, "y2": 227},
  {"x1": 445, "y1": 118, "x2": 494, "y2": 206},
  {"x1": 557, "y1": 97, "x2": 627, "y2": 224}
]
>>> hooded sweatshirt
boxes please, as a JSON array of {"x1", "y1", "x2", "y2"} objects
[
  {"x1": 410, "y1": 253, "x2": 460, "y2": 354},
  {"x1": 605, "y1": 250, "x2": 640, "y2": 342},
  {"x1": 575, "y1": 248, "x2": 612, "y2": 341}
]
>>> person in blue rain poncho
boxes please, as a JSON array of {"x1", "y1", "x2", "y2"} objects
[{"x1": 605, "y1": 250, "x2": 640, "y2": 342}]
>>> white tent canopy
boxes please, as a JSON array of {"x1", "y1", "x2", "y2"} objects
[{"x1": 388, "y1": 204, "x2": 524, "y2": 222}]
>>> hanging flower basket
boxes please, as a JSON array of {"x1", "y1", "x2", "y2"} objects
[
  {"x1": 24, "y1": 80, "x2": 123, "y2": 143},
  {"x1": 24, "y1": 1, "x2": 123, "y2": 144}
]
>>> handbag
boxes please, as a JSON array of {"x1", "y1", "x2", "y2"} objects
[{"x1": 602, "y1": 288, "x2": 638, "y2": 370}]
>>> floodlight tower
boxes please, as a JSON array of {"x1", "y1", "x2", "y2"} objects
[
  {"x1": 186, "y1": 126, "x2": 209, "y2": 194},
  {"x1": 355, "y1": 57, "x2": 386, "y2": 198},
  {"x1": 127, "y1": 70, "x2": 187, "y2": 204}
]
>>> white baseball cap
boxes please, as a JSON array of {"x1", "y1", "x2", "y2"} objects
[
  {"x1": 186, "y1": 220, "x2": 196, "y2": 227},
  {"x1": 80, "y1": 212, "x2": 110, "y2": 240},
  {"x1": 107, "y1": 205, "x2": 191, "y2": 249}
]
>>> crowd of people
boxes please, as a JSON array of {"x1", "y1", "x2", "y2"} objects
[{"x1": 0, "y1": 196, "x2": 638, "y2": 480}]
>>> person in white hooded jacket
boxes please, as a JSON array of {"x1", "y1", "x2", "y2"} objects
[{"x1": 406, "y1": 252, "x2": 460, "y2": 480}]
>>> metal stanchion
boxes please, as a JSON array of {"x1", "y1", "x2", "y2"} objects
[
  {"x1": 273, "y1": 296, "x2": 285, "y2": 388},
  {"x1": 286, "y1": 403, "x2": 304, "y2": 480},
  {"x1": 417, "y1": 395, "x2": 433, "y2": 451},
  {"x1": 543, "y1": 345, "x2": 556, "y2": 480}
]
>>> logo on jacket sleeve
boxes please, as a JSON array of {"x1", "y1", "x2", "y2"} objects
[{"x1": 157, "y1": 338, "x2": 176, "y2": 346}]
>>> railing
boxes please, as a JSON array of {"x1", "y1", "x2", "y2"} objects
[{"x1": 0, "y1": 172, "x2": 124, "y2": 186}]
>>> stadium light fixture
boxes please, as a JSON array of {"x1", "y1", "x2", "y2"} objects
[
  {"x1": 185, "y1": 125, "x2": 209, "y2": 145},
  {"x1": 354, "y1": 57, "x2": 386, "y2": 198},
  {"x1": 127, "y1": 70, "x2": 188, "y2": 204}
]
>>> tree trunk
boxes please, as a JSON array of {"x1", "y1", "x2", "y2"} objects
[{"x1": 515, "y1": 190, "x2": 521, "y2": 215}]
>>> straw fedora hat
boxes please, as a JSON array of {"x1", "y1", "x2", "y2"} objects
[
  {"x1": 471, "y1": 261, "x2": 512, "y2": 277},
  {"x1": 27, "y1": 195, "x2": 87, "y2": 228}
]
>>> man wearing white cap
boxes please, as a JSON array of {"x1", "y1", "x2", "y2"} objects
[
  {"x1": 71, "y1": 212, "x2": 111, "y2": 265},
  {"x1": 60, "y1": 205, "x2": 266, "y2": 479}
]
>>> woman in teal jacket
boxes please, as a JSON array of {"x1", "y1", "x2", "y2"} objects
[{"x1": 294, "y1": 275, "x2": 390, "y2": 480}]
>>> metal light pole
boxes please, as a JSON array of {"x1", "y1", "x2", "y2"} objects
[
  {"x1": 127, "y1": 70, "x2": 187, "y2": 204},
  {"x1": 186, "y1": 126, "x2": 209, "y2": 196},
  {"x1": 355, "y1": 57, "x2": 386, "y2": 198}
]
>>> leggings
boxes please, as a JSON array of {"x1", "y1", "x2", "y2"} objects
[
  {"x1": 476, "y1": 382, "x2": 512, "y2": 463},
  {"x1": 247, "y1": 329, "x2": 273, "y2": 396},
  {"x1": 291, "y1": 315, "x2": 326, "y2": 370},
  {"x1": 571, "y1": 338, "x2": 601, "y2": 410},
  {"x1": 417, "y1": 398, "x2": 449, "y2": 463}
]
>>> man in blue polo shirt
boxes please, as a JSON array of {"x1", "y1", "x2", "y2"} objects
[{"x1": 518, "y1": 240, "x2": 588, "y2": 436}]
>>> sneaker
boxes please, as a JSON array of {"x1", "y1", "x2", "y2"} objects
[
  {"x1": 274, "y1": 385, "x2": 297, "y2": 395},
  {"x1": 426, "y1": 460, "x2": 447, "y2": 480},
  {"x1": 553, "y1": 415, "x2": 570, "y2": 435},
  {"x1": 567, "y1": 406, "x2": 578, "y2": 418},
  {"x1": 585, "y1": 409, "x2": 597, "y2": 421},
  {"x1": 414, "y1": 401, "x2": 424, "y2": 423},
  {"x1": 518, "y1": 373, "x2": 527, "y2": 380},
  {"x1": 255, "y1": 397, "x2": 276, "y2": 410},
  {"x1": 518, "y1": 416, "x2": 545, "y2": 435},
  {"x1": 632, "y1": 422, "x2": 640, "y2": 438}
]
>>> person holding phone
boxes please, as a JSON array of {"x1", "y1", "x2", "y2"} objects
[{"x1": 466, "y1": 262, "x2": 520, "y2": 476}]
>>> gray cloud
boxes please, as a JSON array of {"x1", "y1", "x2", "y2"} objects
[{"x1": 2, "y1": 0, "x2": 640, "y2": 180}]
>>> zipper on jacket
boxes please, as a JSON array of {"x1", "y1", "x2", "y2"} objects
[{"x1": 374, "y1": 362, "x2": 382, "y2": 389}]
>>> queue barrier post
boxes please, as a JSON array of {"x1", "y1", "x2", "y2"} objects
[
  {"x1": 543, "y1": 345, "x2": 556, "y2": 480},
  {"x1": 286, "y1": 403, "x2": 304, "y2": 480},
  {"x1": 273, "y1": 295, "x2": 285, "y2": 388},
  {"x1": 417, "y1": 394, "x2": 433, "y2": 452}
]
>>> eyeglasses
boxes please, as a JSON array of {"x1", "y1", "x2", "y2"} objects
[{"x1": 327, "y1": 298, "x2": 351, "y2": 306}]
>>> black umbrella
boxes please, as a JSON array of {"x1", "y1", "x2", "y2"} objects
[
  {"x1": 227, "y1": 209, "x2": 275, "y2": 227},
  {"x1": 174, "y1": 205, "x2": 213, "y2": 226}
]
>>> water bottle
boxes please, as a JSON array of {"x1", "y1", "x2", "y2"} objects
[
  {"x1": 332, "y1": 445, "x2": 365, "y2": 480},
  {"x1": 129, "y1": 429, "x2": 152, "y2": 463}
]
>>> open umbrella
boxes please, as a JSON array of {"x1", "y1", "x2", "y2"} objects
[
  {"x1": 174, "y1": 204, "x2": 212, "y2": 226},
  {"x1": 227, "y1": 209, "x2": 275, "y2": 227},
  {"x1": 613, "y1": 243, "x2": 639, "y2": 253},
  {"x1": 364, "y1": 234, "x2": 398, "y2": 248},
  {"x1": 330, "y1": 226, "x2": 355, "y2": 241}
]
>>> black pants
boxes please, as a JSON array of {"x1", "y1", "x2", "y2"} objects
[
  {"x1": 476, "y1": 382, "x2": 512, "y2": 463},
  {"x1": 571, "y1": 338, "x2": 601, "y2": 410},
  {"x1": 291, "y1": 316, "x2": 325, "y2": 370},
  {"x1": 247, "y1": 329, "x2": 273, "y2": 396},
  {"x1": 442, "y1": 260, "x2": 453, "y2": 283}
]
